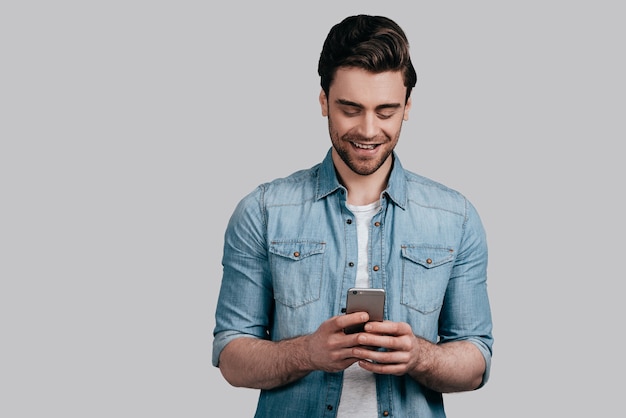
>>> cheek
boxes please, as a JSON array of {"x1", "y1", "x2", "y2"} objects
[
  {"x1": 329, "y1": 115, "x2": 355, "y2": 135},
  {"x1": 381, "y1": 122, "x2": 403, "y2": 140}
]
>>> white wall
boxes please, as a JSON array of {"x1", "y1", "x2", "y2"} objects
[{"x1": 2, "y1": 1, "x2": 624, "y2": 416}]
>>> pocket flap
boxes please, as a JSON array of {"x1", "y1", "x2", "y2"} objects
[
  {"x1": 269, "y1": 241, "x2": 325, "y2": 261},
  {"x1": 401, "y1": 245, "x2": 455, "y2": 268}
]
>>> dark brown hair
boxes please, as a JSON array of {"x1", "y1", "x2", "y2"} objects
[{"x1": 318, "y1": 15, "x2": 417, "y2": 103}]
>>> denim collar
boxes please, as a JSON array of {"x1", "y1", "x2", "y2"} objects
[{"x1": 316, "y1": 148, "x2": 408, "y2": 210}]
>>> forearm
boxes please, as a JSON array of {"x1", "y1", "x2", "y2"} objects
[
  {"x1": 218, "y1": 336, "x2": 313, "y2": 390},
  {"x1": 409, "y1": 339, "x2": 486, "y2": 393}
]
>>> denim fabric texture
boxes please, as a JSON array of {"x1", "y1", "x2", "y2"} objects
[{"x1": 213, "y1": 149, "x2": 493, "y2": 418}]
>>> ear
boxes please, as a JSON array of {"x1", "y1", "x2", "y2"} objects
[
  {"x1": 403, "y1": 96, "x2": 412, "y2": 121},
  {"x1": 319, "y1": 89, "x2": 328, "y2": 117}
]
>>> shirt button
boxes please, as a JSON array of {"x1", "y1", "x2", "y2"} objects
[
  {"x1": 294, "y1": 252, "x2": 300, "y2": 258},
  {"x1": 426, "y1": 258, "x2": 432, "y2": 264},
  {"x1": 326, "y1": 404, "x2": 333, "y2": 411},
  {"x1": 348, "y1": 262, "x2": 354, "y2": 267},
  {"x1": 374, "y1": 221, "x2": 381, "y2": 227},
  {"x1": 383, "y1": 411, "x2": 389, "y2": 417},
  {"x1": 373, "y1": 265, "x2": 379, "y2": 271},
  {"x1": 346, "y1": 219, "x2": 352, "y2": 224}
]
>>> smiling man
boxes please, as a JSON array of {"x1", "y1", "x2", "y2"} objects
[
  {"x1": 213, "y1": 15, "x2": 493, "y2": 418},
  {"x1": 322, "y1": 67, "x2": 410, "y2": 204}
]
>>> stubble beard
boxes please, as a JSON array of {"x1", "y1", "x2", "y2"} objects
[{"x1": 328, "y1": 116, "x2": 400, "y2": 176}]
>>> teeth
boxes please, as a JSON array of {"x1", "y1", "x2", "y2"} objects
[{"x1": 353, "y1": 142, "x2": 375, "y2": 150}]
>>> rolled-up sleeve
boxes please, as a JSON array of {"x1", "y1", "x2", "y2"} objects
[
  {"x1": 212, "y1": 186, "x2": 273, "y2": 367},
  {"x1": 438, "y1": 198, "x2": 494, "y2": 387}
]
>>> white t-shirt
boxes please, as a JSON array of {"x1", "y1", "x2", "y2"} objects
[{"x1": 337, "y1": 201, "x2": 380, "y2": 418}]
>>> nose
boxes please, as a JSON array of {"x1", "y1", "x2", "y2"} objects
[{"x1": 357, "y1": 112, "x2": 379, "y2": 139}]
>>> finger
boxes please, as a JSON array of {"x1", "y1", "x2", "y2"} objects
[
  {"x1": 356, "y1": 333, "x2": 399, "y2": 350},
  {"x1": 358, "y1": 360, "x2": 407, "y2": 376},
  {"x1": 364, "y1": 320, "x2": 411, "y2": 336},
  {"x1": 353, "y1": 345, "x2": 408, "y2": 363},
  {"x1": 337, "y1": 312, "x2": 369, "y2": 331}
]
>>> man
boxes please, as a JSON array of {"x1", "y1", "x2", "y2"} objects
[{"x1": 212, "y1": 14, "x2": 493, "y2": 417}]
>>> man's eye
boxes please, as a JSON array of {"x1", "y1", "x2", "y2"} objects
[
  {"x1": 343, "y1": 110, "x2": 360, "y2": 116},
  {"x1": 378, "y1": 113, "x2": 394, "y2": 119}
]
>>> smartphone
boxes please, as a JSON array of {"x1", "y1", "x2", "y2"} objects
[{"x1": 343, "y1": 288, "x2": 385, "y2": 334}]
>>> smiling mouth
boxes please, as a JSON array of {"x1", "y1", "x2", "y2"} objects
[{"x1": 352, "y1": 142, "x2": 379, "y2": 150}]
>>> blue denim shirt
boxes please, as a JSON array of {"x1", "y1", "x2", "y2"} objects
[{"x1": 213, "y1": 149, "x2": 493, "y2": 418}]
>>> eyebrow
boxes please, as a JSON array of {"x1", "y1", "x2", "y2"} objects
[{"x1": 336, "y1": 99, "x2": 402, "y2": 111}]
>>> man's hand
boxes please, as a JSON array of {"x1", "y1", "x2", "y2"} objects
[
  {"x1": 303, "y1": 311, "x2": 372, "y2": 372},
  {"x1": 349, "y1": 320, "x2": 486, "y2": 392},
  {"x1": 349, "y1": 320, "x2": 420, "y2": 375}
]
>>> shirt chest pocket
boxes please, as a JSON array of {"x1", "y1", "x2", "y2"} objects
[
  {"x1": 269, "y1": 241, "x2": 325, "y2": 308},
  {"x1": 401, "y1": 245, "x2": 455, "y2": 314}
]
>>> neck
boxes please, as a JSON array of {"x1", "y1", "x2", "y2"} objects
[{"x1": 333, "y1": 153, "x2": 392, "y2": 206}]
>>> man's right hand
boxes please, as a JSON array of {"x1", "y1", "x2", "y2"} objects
[{"x1": 303, "y1": 312, "x2": 371, "y2": 373}]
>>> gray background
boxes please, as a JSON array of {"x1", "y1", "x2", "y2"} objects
[{"x1": 2, "y1": 1, "x2": 624, "y2": 416}]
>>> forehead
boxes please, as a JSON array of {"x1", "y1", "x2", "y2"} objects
[{"x1": 329, "y1": 67, "x2": 406, "y2": 105}]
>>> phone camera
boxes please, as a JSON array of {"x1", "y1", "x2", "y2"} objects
[{"x1": 352, "y1": 290, "x2": 357, "y2": 295}]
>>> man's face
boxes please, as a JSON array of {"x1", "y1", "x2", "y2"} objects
[{"x1": 319, "y1": 67, "x2": 412, "y2": 176}]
